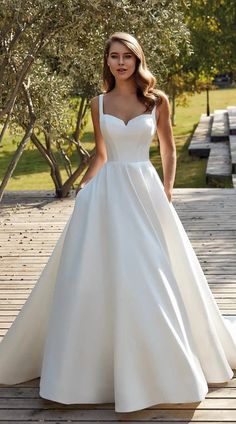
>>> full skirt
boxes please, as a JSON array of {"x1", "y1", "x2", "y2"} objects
[{"x1": 0, "y1": 160, "x2": 236, "y2": 413}]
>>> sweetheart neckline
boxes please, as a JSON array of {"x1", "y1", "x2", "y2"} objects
[{"x1": 102, "y1": 113, "x2": 155, "y2": 127}]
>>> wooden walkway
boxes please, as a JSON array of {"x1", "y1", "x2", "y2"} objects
[{"x1": 0, "y1": 189, "x2": 236, "y2": 423}]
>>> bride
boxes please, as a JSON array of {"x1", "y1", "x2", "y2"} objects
[{"x1": 0, "y1": 31, "x2": 235, "y2": 413}]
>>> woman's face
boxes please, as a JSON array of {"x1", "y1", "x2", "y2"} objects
[{"x1": 107, "y1": 41, "x2": 137, "y2": 81}]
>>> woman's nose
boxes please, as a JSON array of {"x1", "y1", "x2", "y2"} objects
[{"x1": 118, "y1": 55, "x2": 124, "y2": 65}]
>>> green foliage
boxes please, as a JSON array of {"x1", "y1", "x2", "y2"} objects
[
  {"x1": 166, "y1": 0, "x2": 236, "y2": 104},
  {"x1": 1, "y1": 0, "x2": 235, "y2": 194},
  {"x1": 0, "y1": 0, "x2": 192, "y2": 195},
  {"x1": 186, "y1": 0, "x2": 236, "y2": 75},
  {"x1": 1, "y1": 87, "x2": 235, "y2": 190}
]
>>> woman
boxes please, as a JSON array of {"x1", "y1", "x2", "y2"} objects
[
  {"x1": 0, "y1": 31, "x2": 235, "y2": 414},
  {"x1": 76, "y1": 33, "x2": 175, "y2": 204}
]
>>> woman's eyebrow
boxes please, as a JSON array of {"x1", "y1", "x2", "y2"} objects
[{"x1": 109, "y1": 51, "x2": 132, "y2": 54}]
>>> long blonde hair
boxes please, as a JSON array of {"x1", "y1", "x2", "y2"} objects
[{"x1": 102, "y1": 32, "x2": 163, "y2": 111}]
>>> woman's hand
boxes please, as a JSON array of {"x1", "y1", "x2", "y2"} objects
[
  {"x1": 75, "y1": 182, "x2": 87, "y2": 195},
  {"x1": 75, "y1": 187, "x2": 83, "y2": 195},
  {"x1": 156, "y1": 93, "x2": 176, "y2": 200}
]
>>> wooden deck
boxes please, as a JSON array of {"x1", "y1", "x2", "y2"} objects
[{"x1": 0, "y1": 189, "x2": 236, "y2": 423}]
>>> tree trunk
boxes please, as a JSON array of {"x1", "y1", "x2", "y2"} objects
[
  {"x1": 0, "y1": 116, "x2": 36, "y2": 202},
  {"x1": 0, "y1": 48, "x2": 41, "y2": 144},
  {"x1": 43, "y1": 126, "x2": 63, "y2": 196},
  {"x1": 74, "y1": 96, "x2": 86, "y2": 143},
  {"x1": 61, "y1": 148, "x2": 96, "y2": 197},
  {"x1": 0, "y1": 30, "x2": 45, "y2": 125},
  {"x1": 30, "y1": 133, "x2": 62, "y2": 195},
  {"x1": 0, "y1": 55, "x2": 35, "y2": 122},
  {"x1": 171, "y1": 91, "x2": 176, "y2": 126},
  {"x1": 0, "y1": 78, "x2": 37, "y2": 201},
  {"x1": 206, "y1": 86, "x2": 210, "y2": 116},
  {"x1": 0, "y1": 25, "x2": 27, "y2": 90}
]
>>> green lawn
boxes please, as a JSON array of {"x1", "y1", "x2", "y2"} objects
[
  {"x1": 0, "y1": 87, "x2": 235, "y2": 190},
  {"x1": 151, "y1": 86, "x2": 236, "y2": 187}
]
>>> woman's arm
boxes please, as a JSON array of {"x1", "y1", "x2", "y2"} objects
[
  {"x1": 156, "y1": 93, "x2": 176, "y2": 202},
  {"x1": 76, "y1": 96, "x2": 107, "y2": 194}
]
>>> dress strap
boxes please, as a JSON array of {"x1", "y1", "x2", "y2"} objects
[
  {"x1": 152, "y1": 102, "x2": 156, "y2": 116},
  {"x1": 99, "y1": 94, "x2": 104, "y2": 119},
  {"x1": 152, "y1": 101, "x2": 158, "y2": 126}
]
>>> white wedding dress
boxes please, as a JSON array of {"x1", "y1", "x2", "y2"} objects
[{"x1": 0, "y1": 93, "x2": 236, "y2": 413}]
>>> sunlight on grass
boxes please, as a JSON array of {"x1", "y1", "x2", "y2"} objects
[{"x1": 0, "y1": 87, "x2": 235, "y2": 190}]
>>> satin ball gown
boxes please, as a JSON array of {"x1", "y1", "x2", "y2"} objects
[{"x1": 0, "y1": 93, "x2": 236, "y2": 413}]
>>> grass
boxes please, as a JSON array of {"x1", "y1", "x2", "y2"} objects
[
  {"x1": 0, "y1": 87, "x2": 235, "y2": 191},
  {"x1": 151, "y1": 86, "x2": 236, "y2": 188}
]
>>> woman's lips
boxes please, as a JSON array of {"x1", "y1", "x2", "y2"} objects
[{"x1": 117, "y1": 68, "x2": 127, "y2": 74}]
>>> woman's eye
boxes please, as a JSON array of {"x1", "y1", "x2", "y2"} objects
[{"x1": 110, "y1": 54, "x2": 133, "y2": 59}]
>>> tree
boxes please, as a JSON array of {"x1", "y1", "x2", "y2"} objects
[
  {"x1": 0, "y1": 0, "x2": 191, "y2": 200},
  {"x1": 166, "y1": 0, "x2": 236, "y2": 122}
]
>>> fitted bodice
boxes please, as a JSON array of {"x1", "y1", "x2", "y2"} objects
[{"x1": 99, "y1": 94, "x2": 158, "y2": 162}]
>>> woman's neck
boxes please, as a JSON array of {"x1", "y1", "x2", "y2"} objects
[{"x1": 112, "y1": 79, "x2": 137, "y2": 96}]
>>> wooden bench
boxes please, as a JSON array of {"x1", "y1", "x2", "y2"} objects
[
  {"x1": 229, "y1": 135, "x2": 236, "y2": 173},
  {"x1": 188, "y1": 106, "x2": 236, "y2": 186},
  {"x1": 227, "y1": 106, "x2": 236, "y2": 135},
  {"x1": 206, "y1": 142, "x2": 231, "y2": 184},
  {"x1": 232, "y1": 174, "x2": 236, "y2": 188},
  {"x1": 211, "y1": 109, "x2": 229, "y2": 142},
  {"x1": 188, "y1": 114, "x2": 212, "y2": 157}
]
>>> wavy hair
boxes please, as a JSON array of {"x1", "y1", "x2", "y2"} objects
[{"x1": 102, "y1": 32, "x2": 163, "y2": 111}]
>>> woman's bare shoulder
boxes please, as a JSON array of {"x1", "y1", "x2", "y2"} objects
[
  {"x1": 90, "y1": 95, "x2": 99, "y2": 109},
  {"x1": 156, "y1": 90, "x2": 169, "y2": 103},
  {"x1": 155, "y1": 90, "x2": 170, "y2": 112},
  {"x1": 91, "y1": 93, "x2": 106, "y2": 110}
]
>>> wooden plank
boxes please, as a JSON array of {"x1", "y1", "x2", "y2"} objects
[
  {"x1": 2, "y1": 395, "x2": 236, "y2": 408},
  {"x1": 0, "y1": 386, "x2": 229, "y2": 398},
  {"x1": 2, "y1": 406, "x2": 236, "y2": 421},
  {"x1": 211, "y1": 109, "x2": 229, "y2": 142},
  {"x1": 206, "y1": 142, "x2": 232, "y2": 184},
  {"x1": 229, "y1": 135, "x2": 236, "y2": 173},
  {"x1": 188, "y1": 114, "x2": 212, "y2": 157},
  {"x1": 227, "y1": 106, "x2": 236, "y2": 135},
  {"x1": 233, "y1": 174, "x2": 236, "y2": 188}
]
